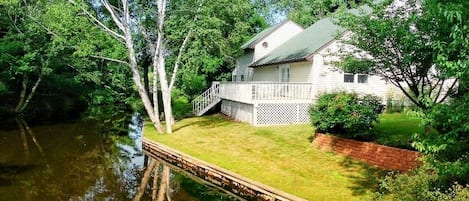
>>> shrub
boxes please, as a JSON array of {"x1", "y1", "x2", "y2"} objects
[
  {"x1": 310, "y1": 92, "x2": 383, "y2": 139},
  {"x1": 411, "y1": 94, "x2": 469, "y2": 187},
  {"x1": 373, "y1": 166, "x2": 469, "y2": 201},
  {"x1": 414, "y1": 94, "x2": 469, "y2": 160}
]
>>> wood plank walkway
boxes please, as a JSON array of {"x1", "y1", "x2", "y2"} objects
[{"x1": 143, "y1": 139, "x2": 307, "y2": 201}]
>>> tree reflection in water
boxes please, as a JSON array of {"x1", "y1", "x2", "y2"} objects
[{"x1": 0, "y1": 114, "x2": 237, "y2": 201}]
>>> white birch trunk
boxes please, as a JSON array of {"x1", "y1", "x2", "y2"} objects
[
  {"x1": 155, "y1": 0, "x2": 174, "y2": 134},
  {"x1": 19, "y1": 72, "x2": 43, "y2": 113},
  {"x1": 14, "y1": 75, "x2": 28, "y2": 113},
  {"x1": 97, "y1": 0, "x2": 164, "y2": 133}
]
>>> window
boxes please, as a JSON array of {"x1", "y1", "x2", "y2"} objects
[
  {"x1": 358, "y1": 74, "x2": 368, "y2": 83},
  {"x1": 240, "y1": 75, "x2": 245, "y2": 81},
  {"x1": 344, "y1": 73, "x2": 354, "y2": 83},
  {"x1": 262, "y1": 41, "x2": 268, "y2": 48}
]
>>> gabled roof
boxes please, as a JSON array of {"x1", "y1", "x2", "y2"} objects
[
  {"x1": 250, "y1": 18, "x2": 344, "y2": 67},
  {"x1": 240, "y1": 20, "x2": 295, "y2": 49}
]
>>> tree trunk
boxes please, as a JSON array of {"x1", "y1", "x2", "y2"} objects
[
  {"x1": 143, "y1": 63, "x2": 151, "y2": 98},
  {"x1": 95, "y1": 0, "x2": 164, "y2": 133},
  {"x1": 153, "y1": 61, "x2": 160, "y2": 120},
  {"x1": 129, "y1": 49, "x2": 163, "y2": 133},
  {"x1": 14, "y1": 75, "x2": 28, "y2": 113},
  {"x1": 120, "y1": 3, "x2": 163, "y2": 133},
  {"x1": 19, "y1": 73, "x2": 43, "y2": 113},
  {"x1": 157, "y1": 54, "x2": 173, "y2": 133},
  {"x1": 155, "y1": 0, "x2": 173, "y2": 134}
]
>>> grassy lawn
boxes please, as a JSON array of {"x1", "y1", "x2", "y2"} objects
[
  {"x1": 374, "y1": 113, "x2": 424, "y2": 149},
  {"x1": 145, "y1": 114, "x2": 384, "y2": 201}
]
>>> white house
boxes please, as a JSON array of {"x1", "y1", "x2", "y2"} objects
[{"x1": 192, "y1": 18, "x2": 404, "y2": 126}]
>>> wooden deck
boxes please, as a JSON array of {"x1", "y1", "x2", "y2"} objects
[{"x1": 143, "y1": 138, "x2": 307, "y2": 201}]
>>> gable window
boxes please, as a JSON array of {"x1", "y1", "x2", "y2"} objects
[
  {"x1": 262, "y1": 42, "x2": 268, "y2": 48},
  {"x1": 344, "y1": 73, "x2": 354, "y2": 83},
  {"x1": 357, "y1": 74, "x2": 368, "y2": 83}
]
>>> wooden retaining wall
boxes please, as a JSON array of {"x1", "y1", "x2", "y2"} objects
[
  {"x1": 143, "y1": 139, "x2": 307, "y2": 201},
  {"x1": 312, "y1": 133, "x2": 421, "y2": 172}
]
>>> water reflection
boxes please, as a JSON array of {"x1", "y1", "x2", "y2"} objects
[
  {"x1": 0, "y1": 114, "x2": 235, "y2": 201},
  {"x1": 134, "y1": 157, "x2": 239, "y2": 201}
]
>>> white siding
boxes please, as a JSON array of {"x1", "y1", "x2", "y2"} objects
[
  {"x1": 253, "y1": 62, "x2": 313, "y2": 82},
  {"x1": 310, "y1": 40, "x2": 403, "y2": 103},
  {"x1": 252, "y1": 65, "x2": 278, "y2": 81},
  {"x1": 290, "y1": 62, "x2": 313, "y2": 82},
  {"x1": 253, "y1": 22, "x2": 304, "y2": 61}
]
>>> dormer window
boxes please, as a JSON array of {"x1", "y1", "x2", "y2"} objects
[{"x1": 262, "y1": 42, "x2": 268, "y2": 48}]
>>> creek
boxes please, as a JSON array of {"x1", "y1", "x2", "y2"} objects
[{"x1": 0, "y1": 114, "x2": 236, "y2": 201}]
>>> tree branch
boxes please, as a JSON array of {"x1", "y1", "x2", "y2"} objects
[
  {"x1": 433, "y1": 78, "x2": 445, "y2": 103},
  {"x1": 169, "y1": 30, "x2": 192, "y2": 90},
  {"x1": 169, "y1": 0, "x2": 205, "y2": 90},
  {"x1": 68, "y1": 0, "x2": 125, "y2": 42},
  {"x1": 26, "y1": 13, "x2": 60, "y2": 38},
  {"x1": 90, "y1": 55, "x2": 129, "y2": 65},
  {"x1": 437, "y1": 78, "x2": 458, "y2": 104},
  {"x1": 101, "y1": 0, "x2": 126, "y2": 32}
]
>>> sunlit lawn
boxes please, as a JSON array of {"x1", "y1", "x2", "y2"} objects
[{"x1": 145, "y1": 114, "x2": 384, "y2": 201}]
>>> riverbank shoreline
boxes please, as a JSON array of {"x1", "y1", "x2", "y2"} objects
[{"x1": 143, "y1": 138, "x2": 307, "y2": 201}]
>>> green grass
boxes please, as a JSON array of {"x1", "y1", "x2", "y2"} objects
[
  {"x1": 145, "y1": 114, "x2": 384, "y2": 201},
  {"x1": 374, "y1": 113, "x2": 424, "y2": 149}
]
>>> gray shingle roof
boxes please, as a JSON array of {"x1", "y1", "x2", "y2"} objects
[{"x1": 250, "y1": 18, "x2": 344, "y2": 67}]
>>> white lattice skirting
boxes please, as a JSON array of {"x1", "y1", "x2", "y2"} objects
[{"x1": 221, "y1": 100, "x2": 312, "y2": 126}]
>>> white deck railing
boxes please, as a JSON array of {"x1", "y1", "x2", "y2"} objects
[
  {"x1": 218, "y1": 82, "x2": 314, "y2": 103},
  {"x1": 192, "y1": 82, "x2": 221, "y2": 116}
]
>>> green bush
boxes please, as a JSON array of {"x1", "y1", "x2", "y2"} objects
[
  {"x1": 310, "y1": 92, "x2": 383, "y2": 139},
  {"x1": 414, "y1": 95, "x2": 469, "y2": 160},
  {"x1": 373, "y1": 166, "x2": 469, "y2": 201},
  {"x1": 411, "y1": 94, "x2": 469, "y2": 187}
]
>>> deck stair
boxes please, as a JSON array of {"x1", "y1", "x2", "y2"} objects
[{"x1": 192, "y1": 82, "x2": 221, "y2": 116}]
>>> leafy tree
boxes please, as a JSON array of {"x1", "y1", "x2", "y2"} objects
[
  {"x1": 71, "y1": 0, "x2": 265, "y2": 133},
  {"x1": 165, "y1": 0, "x2": 267, "y2": 98},
  {"x1": 0, "y1": 0, "x2": 63, "y2": 114},
  {"x1": 335, "y1": 0, "x2": 461, "y2": 111},
  {"x1": 0, "y1": 0, "x2": 135, "y2": 117},
  {"x1": 339, "y1": 0, "x2": 469, "y2": 193}
]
